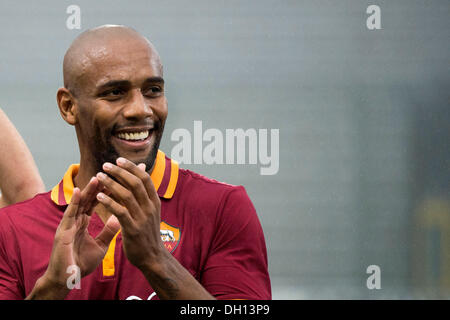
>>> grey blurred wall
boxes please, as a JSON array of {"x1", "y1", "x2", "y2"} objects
[{"x1": 0, "y1": 0, "x2": 449, "y2": 299}]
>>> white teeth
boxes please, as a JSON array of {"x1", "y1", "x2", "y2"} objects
[{"x1": 117, "y1": 131, "x2": 149, "y2": 141}]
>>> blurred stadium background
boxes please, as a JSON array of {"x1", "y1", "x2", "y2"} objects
[{"x1": 0, "y1": 0, "x2": 449, "y2": 299}]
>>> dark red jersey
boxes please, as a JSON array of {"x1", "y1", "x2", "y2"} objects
[{"x1": 0, "y1": 150, "x2": 271, "y2": 300}]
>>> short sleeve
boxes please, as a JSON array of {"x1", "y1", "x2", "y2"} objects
[
  {"x1": 0, "y1": 212, "x2": 24, "y2": 299},
  {"x1": 200, "y1": 186, "x2": 271, "y2": 300}
]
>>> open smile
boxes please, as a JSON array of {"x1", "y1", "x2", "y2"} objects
[
  {"x1": 112, "y1": 127, "x2": 154, "y2": 149},
  {"x1": 116, "y1": 130, "x2": 150, "y2": 141}
]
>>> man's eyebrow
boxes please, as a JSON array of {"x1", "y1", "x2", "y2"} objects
[
  {"x1": 96, "y1": 77, "x2": 164, "y2": 91},
  {"x1": 96, "y1": 80, "x2": 131, "y2": 91},
  {"x1": 143, "y1": 76, "x2": 165, "y2": 85}
]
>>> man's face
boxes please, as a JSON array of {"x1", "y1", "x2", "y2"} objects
[{"x1": 73, "y1": 38, "x2": 167, "y2": 172}]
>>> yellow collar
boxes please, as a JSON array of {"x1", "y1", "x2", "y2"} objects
[{"x1": 51, "y1": 150, "x2": 179, "y2": 205}]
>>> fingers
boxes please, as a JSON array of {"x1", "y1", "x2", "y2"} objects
[
  {"x1": 59, "y1": 187, "x2": 81, "y2": 231},
  {"x1": 107, "y1": 158, "x2": 159, "y2": 203},
  {"x1": 100, "y1": 160, "x2": 152, "y2": 208},
  {"x1": 78, "y1": 177, "x2": 102, "y2": 216},
  {"x1": 94, "y1": 215, "x2": 121, "y2": 252},
  {"x1": 58, "y1": 177, "x2": 103, "y2": 235},
  {"x1": 96, "y1": 170, "x2": 144, "y2": 218},
  {"x1": 84, "y1": 157, "x2": 159, "y2": 230},
  {"x1": 96, "y1": 191, "x2": 135, "y2": 230}
]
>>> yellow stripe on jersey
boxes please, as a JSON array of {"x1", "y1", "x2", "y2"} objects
[
  {"x1": 163, "y1": 159, "x2": 179, "y2": 199},
  {"x1": 63, "y1": 164, "x2": 78, "y2": 205},
  {"x1": 50, "y1": 183, "x2": 59, "y2": 204},
  {"x1": 50, "y1": 164, "x2": 78, "y2": 205},
  {"x1": 102, "y1": 231, "x2": 120, "y2": 277},
  {"x1": 151, "y1": 149, "x2": 166, "y2": 191}
]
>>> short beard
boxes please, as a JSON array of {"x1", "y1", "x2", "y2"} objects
[{"x1": 92, "y1": 123, "x2": 164, "y2": 175}]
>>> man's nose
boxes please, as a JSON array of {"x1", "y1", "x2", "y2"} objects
[{"x1": 123, "y1": 89, "x2": 153, "y2": 120}]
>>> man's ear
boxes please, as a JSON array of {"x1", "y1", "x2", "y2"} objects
[{"x1": 56, "y1": 87, "x2": 78, "y2": 125}]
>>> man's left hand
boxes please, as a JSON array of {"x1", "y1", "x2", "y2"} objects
[{"x1": 95, "y1": 157, "x2": 167, "y2": 271}]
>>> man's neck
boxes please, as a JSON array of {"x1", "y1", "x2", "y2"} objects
[{"x1": 73, "y1": 155, "x2": 100, "y2": 191}]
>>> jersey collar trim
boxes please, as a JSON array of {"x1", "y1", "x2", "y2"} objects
[{"x1": 50, "y1": 150, "x2": 179, "y2": 206}]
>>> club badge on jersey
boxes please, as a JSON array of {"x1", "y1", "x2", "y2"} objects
[{"x1": 160, "y1": 221, "x2": 181, "y2": 253}]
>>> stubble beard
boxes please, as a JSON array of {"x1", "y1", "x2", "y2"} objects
[{"x1": 91, "y1": 122, "x2": 164, "y2": 175}]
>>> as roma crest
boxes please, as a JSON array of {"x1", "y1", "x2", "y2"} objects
[{"x1": 160, "y1": 221, "x2": 181, "y2": 253}]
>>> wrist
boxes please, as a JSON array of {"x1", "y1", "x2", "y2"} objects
[
  {"x1": 28, "y1": 274, "x2": 71, "y2": 300},
  {"x1": 138, "y1": 243, "x2": 171, "y2": 275}
]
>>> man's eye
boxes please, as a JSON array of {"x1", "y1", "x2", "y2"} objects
[
  {"x1": 109, "y1": 89, "x2": 124, "y2": 95},
  {"x1": 144, "y1": 86, "x2": 162, "y2": 96},
  {"x1": 101, "y1": 89, "x2": 125, "y2": 98}
]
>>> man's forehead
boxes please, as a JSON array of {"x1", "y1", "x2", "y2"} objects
[
  {"x1": 63, "y1": 26, "x2": 162, "y2": 93},
  {"x1": 80, "y1": 40, "x2": 161, "y2": 87}
]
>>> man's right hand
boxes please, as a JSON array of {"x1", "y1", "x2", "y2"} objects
[{"x1": 26, "y1": 177, "x2": 120, "y2": 300}]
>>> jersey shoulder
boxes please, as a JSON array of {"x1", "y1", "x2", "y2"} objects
[
  {"x1": 175, "y1": 168, "x2": 253, "y2": 219},
  {"x1": 0, "y1": 192, "x2": 60, "y2": 229},
  {"x1": 177, "y1": 168, "x2": 244, "y2": 199}
]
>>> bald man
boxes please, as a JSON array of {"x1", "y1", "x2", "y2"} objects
[
  {"x1": 0, "y1": 108, "x2": 45, "y2": 208},
  {"x1": 0, "y1": 25, "x2": 271, "y2": 300}
]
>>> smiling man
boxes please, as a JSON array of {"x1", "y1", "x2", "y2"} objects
[{"x1": 0, "y1": 25, "x2": 271, "y2": 300}]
